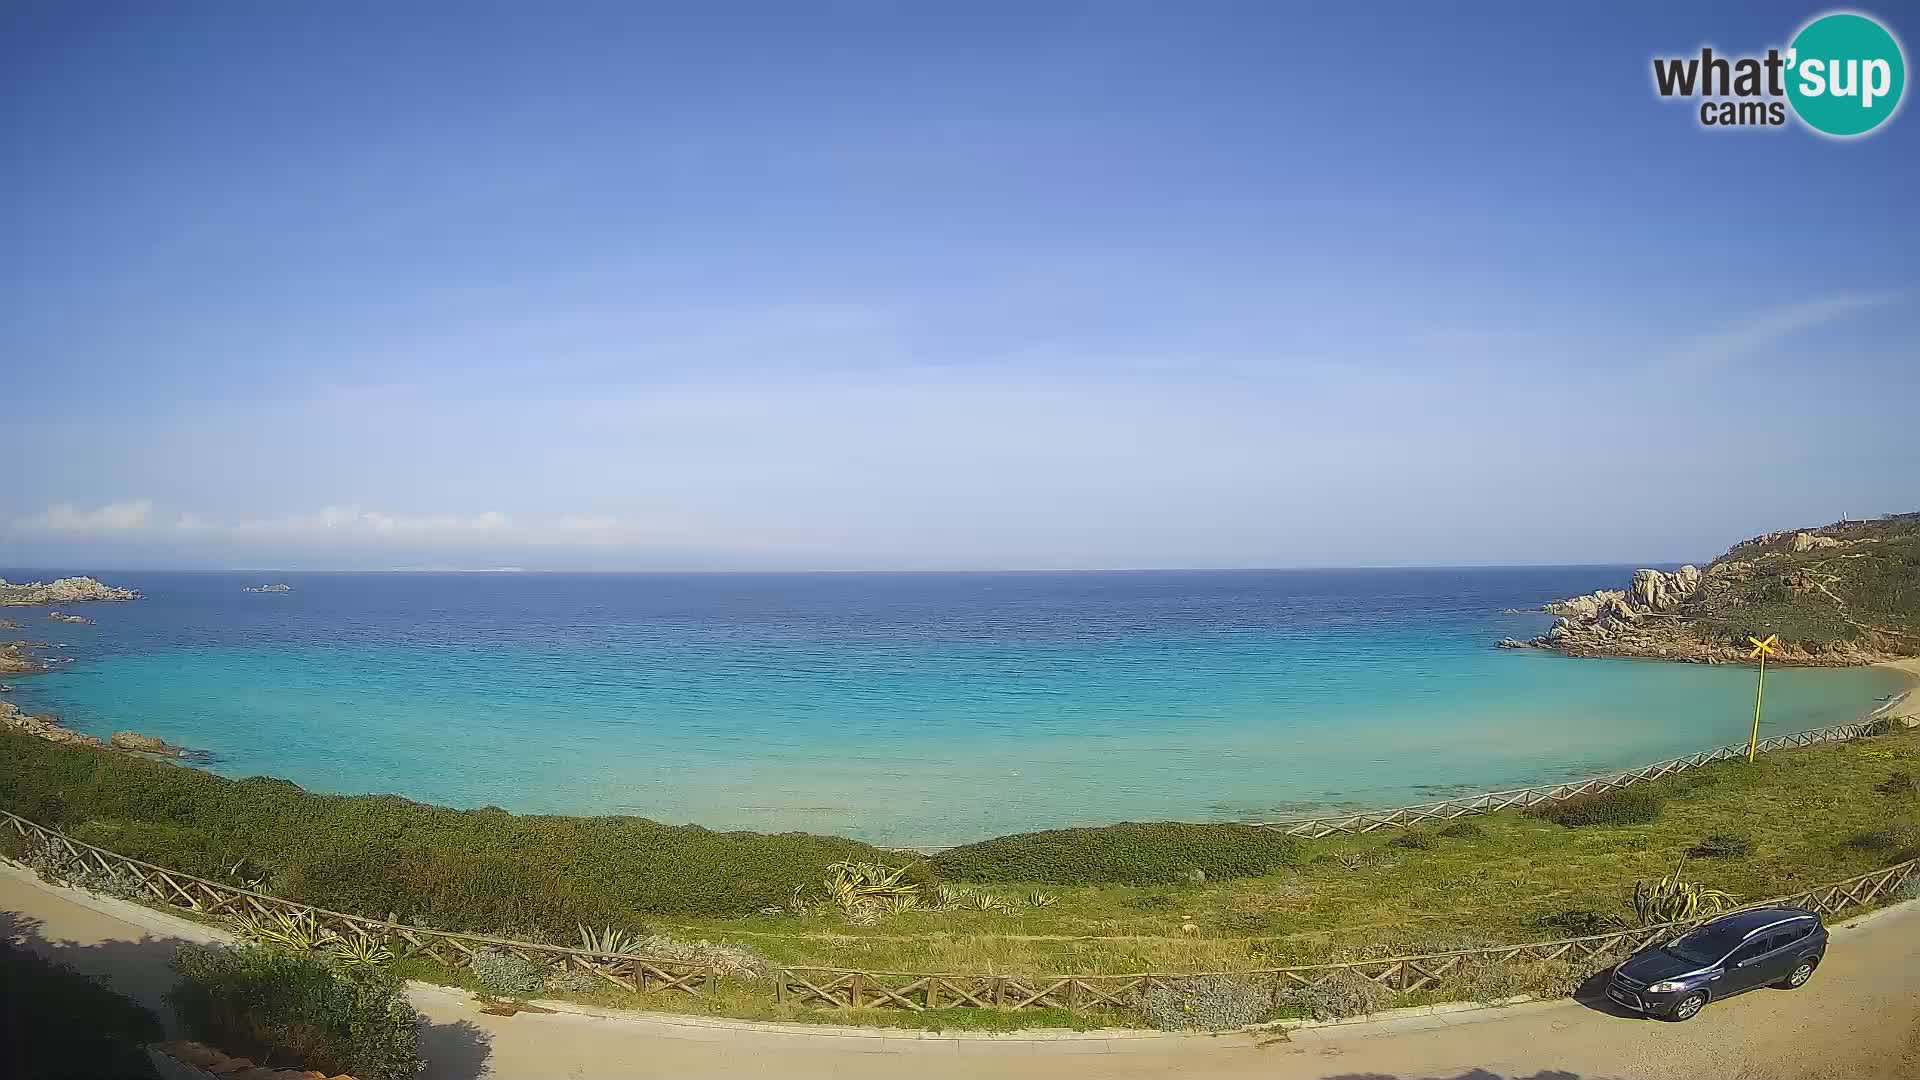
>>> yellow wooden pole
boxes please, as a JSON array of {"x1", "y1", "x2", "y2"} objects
[{"x1": 1748, "y1": 649, "x2": 1766, "y2": 763}]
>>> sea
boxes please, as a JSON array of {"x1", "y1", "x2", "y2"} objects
[{"x1": 1, "y1": 567, "x2": 1907, "y2": 848}]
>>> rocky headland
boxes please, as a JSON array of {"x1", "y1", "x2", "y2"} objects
[
  {"x1": 0, "y1": 576, "x2": 139, "y2": 606},
  {"x1": 1500, "y1": 513, "x2": 1920, "y2": 666}
]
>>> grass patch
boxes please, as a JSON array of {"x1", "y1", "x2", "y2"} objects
[{"x1": 1437, "y1": 820, "x2": 1487, "y2": 840}]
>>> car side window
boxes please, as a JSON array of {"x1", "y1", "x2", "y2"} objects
[
  {"x1": 1775, "y1": 922, "x2": 1812, "y2": 945},
  {"x1": 1729, "y1": 935, "x2": 1775, "y2": 964}
]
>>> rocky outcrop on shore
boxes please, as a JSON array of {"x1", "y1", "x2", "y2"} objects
[
  {"x1": 1, "y1": 700, "x2": 102, "y2": 748},
  {"x1": 0, "y1": 698, "x2": 203, "y2": 758},
  {"x1": 0, "y1": 576, "x2": 139, "y2": 606},
  {"x1": 0, "y1": 642, "x2": 46, "y2": 677},
  {"x1": 109, "y1": 730, "x2": 198, "y2": 758},
  {"x1": 1501, "y1": 514, "x2": 1920, "y2": 666},
  {"x1": 47, "y1": 611, "x2": 95, "y2": 625},
  {"x1": 243, "y1": 583, "x2": 293, "y2": 593}
]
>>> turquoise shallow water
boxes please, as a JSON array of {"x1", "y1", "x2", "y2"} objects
[{"x1": 3, "y1": 568, "x2": 1907, "y2": 847}]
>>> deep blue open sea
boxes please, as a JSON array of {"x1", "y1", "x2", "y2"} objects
[{"x1": 2, "y1": 568, "x2": 1907, "y2": 847}]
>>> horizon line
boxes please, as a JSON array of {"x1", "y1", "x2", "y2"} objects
[{"x1": 2, "y1": 560, "x2": 1703, "y2": 576}]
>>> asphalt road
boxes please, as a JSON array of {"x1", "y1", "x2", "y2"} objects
[{"x1": 6, "y1": 867, "x2": 1917, "y2": 1080}]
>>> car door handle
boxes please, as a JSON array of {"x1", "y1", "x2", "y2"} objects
[{"x1": 1709, "y1": 974, "x2": 1722, "y2": 980}]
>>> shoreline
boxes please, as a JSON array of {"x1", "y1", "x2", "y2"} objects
[
  {"x1": 1870, "y1": 657, "x2": 1920, "y2": 726},
  {"x1": 4, "y1": 640, "x2": 1910, "y2": 845}
]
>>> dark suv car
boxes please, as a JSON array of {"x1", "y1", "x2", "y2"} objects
[{"x1": 1606, "y1": 906, "x2": 1826, "y2": 1021}]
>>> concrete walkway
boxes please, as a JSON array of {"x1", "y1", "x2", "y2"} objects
[{"x1": 6, "y1": 864, "x2": 1919, "y2": 1080}]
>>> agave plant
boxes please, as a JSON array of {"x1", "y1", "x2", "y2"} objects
[
  {"x1": 965, "y1": 891, "x2": 1012, "y2": 912},
  {"x1": 325, "y1": 928, "x2": 395, "y2": 972},
  {"x1": 1025, "y1": 892, "x2": 1060, "y2": 909},
  {"x1": 822, "y1": 861, "x2": 921, "y2": 910},
  {"x1": 578, "y1": 923, "x2": 647, "y2": 956},
  {"x1": 929, "y1": 882, "x2": 975, "y2": 911},
  {"x1": 232, "y1": 908, "x2": 334, "y2": 953},
  {"x1": 1632, "y1": 864, "x2": 1739, "y2": 927}
]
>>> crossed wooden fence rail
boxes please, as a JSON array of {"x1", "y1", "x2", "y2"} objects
[
  {"x1": 1, "y1": 715, "x2": 1912, "y2": 1015},
  {"x1": 1251, "y1": 720, "x2": 1890, "y2": 838}
]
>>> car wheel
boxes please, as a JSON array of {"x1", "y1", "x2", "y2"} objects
[
  {"x1": 1777, "y1": 960, "x2": 1815, "y2": 989},
  {"x1": 1666, "y1": 991, "x2": 1707, "y2": 1022}
]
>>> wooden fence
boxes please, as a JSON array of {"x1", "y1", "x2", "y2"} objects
[
  {"x1": 4, "y1": 805, "x2": 1915, "y2": 1015},
  {"x1": 1251, "y1": 719, "x2": 1891, "y2": 838}
]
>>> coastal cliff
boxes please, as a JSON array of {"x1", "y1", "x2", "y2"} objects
[
  {"x1": 0, "y1": 576, "x2": 139, "y2": 605},
  {"x1": 1501, "y1": 513, "x2": 1920, "y2": 665}
]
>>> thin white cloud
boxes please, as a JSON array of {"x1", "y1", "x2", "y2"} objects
[
  {"x1": 20, "y1": 499, "x2": 154, "y2": 533},
  {"x1": 556, "y1": 514, "x2": 619, "y2": 531},
  {"x1": 17, "y1": 501, "x2": 704, "y2": 555},
  {"x1": 238, "y1": 506, "x2": 515, "y2": 536},
  {"x1": 1671, "y1": 290, "x2": 1907, "y2": 370}
]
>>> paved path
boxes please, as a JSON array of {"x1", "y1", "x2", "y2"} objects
[{"x1": 6, "y1": 868, "x2": 1918, "y2": 1080}]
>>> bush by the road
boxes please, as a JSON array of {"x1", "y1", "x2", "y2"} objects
[{"x1": 169, "y1": 944, "x2": 421, "y2": 1080}]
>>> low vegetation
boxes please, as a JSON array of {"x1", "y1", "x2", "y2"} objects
[
  {"x1": 0, "y1": 731, "x2": 888, "y2": 934},
  {"x1": 1135, "y1": 975, "x2": 1268, "y2": 1031},
  {"x1": 5, "y1": 724, "x2": 1919, "y2": 1031},
  {"x1": 930, "y1": 821, "x2": 1304, "y2": 885},
  {"x1": 1688, "y1": 512, "x2": 1920, "y2": 651},
  {"x1": 1630, "y1": 864, "x2": 1738, "y2": 926},
  {"x1": 1526, "y1": 787, "x2": 1664, "y2": 828},
  {"x1": 1686, "y1": 832, "x2": 1753, "y2": 859},
  {"x1": 168, "y1": 944, "x2": 422, "y2": 1080}
]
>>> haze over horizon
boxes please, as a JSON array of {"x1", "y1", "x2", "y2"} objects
[{"x1": 5, "y1": 3, "x2": 1916, "y2": 572}]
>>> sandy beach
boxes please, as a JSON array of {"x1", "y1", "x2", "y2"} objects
[{"x1": 1873, "y1": 657, "x2": 1920, "y2": 725}]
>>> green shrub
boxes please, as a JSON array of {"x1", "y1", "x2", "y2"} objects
[
  {"x1": 1687, "y1": 832, "x2": 1753, "y2": 859},
  {"x1": 0, "y1": 732, "x2": 889, "y2": 931},
  {"x1": 468, "y1": 948, "x2": 544, "y2": 998},
  {"x1": 1876, "y1": 771, "x2": 1916, "y2": 796},
  {"x1": 3, "y1": 940, "x2": 162, "y2": 1079},
  {"x1": 1275, "y1": 967, "x2": 1387, "y2": 1021},
  {"x1": 1136, "y1": 975, "x2": 1270, "y2": 1031},
  {"x1": 932, "y1": 822, "x2": 1303, "y2": 886},
  {"x1": 168, "y1": 944, "x2": 421, "y2": 1080},
  {"x1": 1436, "y1": 819, "x2": 1486, "y2": 839},
  {"x1": 1528, "y1": 788, "x2": 1664, "y2": 828},
  {"x1": 1386, "y1": 830, "x2": 1434, "y2": 850}
]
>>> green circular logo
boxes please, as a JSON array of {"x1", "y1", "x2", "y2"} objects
[{"x1": 1787, "y1": 12, "x2": 1906, "y2": 137}]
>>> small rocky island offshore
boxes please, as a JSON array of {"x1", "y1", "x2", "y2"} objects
[
  {"x1": 244, "y1": 583, "x2": 293, "y2": 593},
  {"x1": 0, "y1": 576, "x2": 139, "y2": 605},
  {"x1": 1501, "y1": 512, "x2": 1920, "y2": 665}
]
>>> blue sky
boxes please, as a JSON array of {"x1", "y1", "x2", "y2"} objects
[{"x1": 3, "y1": 2, "x2": 1916, "y2": 570}]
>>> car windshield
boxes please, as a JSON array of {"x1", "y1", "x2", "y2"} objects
[{"x1": 1664, "y1": 925, "x2": 1747, "y2": 966}]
